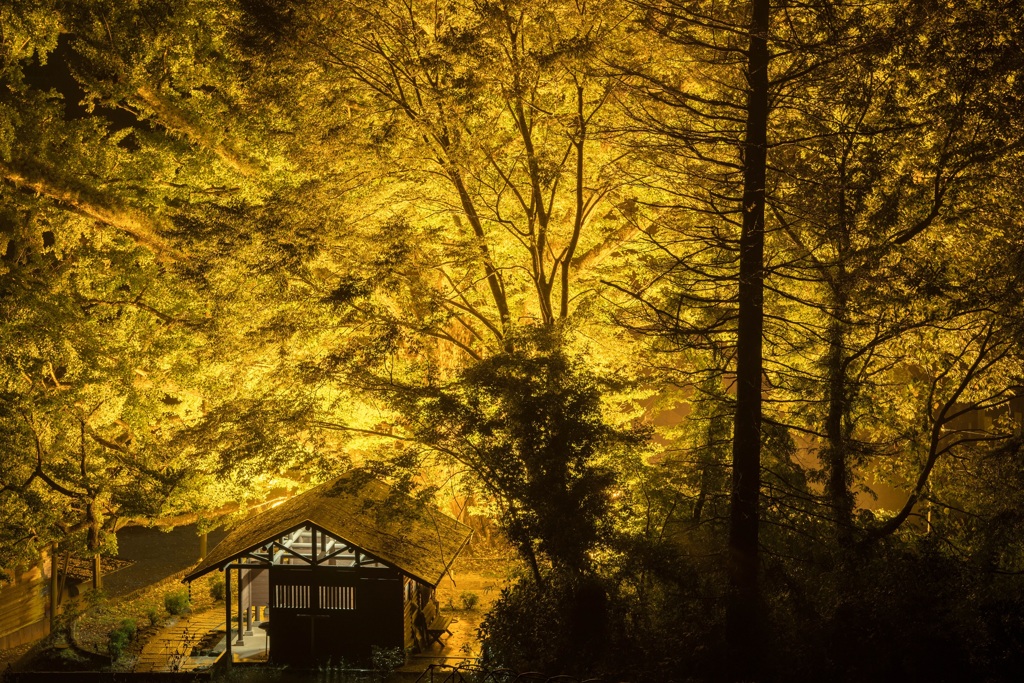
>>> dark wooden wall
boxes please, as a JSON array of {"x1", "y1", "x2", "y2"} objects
[{"x1": 268, "y1": 563, "x2": 403, "y2": 666}]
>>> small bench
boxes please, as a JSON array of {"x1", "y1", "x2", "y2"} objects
[{"x1": 426, "y1": 615, "x2": 453, "y2": 647}]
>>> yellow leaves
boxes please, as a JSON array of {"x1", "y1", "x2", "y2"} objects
[
  {"x1": 0, "y1": 160, "x2": 181, "y2": 260},
  {"x1": 0, "y1": 2, "x2": 63, "y2": 64}
]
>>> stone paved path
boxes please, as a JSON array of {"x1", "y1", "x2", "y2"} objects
[{"x1": 133, "y1": 609, "x2": 226, "y2": 673}]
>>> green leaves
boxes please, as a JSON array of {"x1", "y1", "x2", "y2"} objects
[{"x1": 385, "y1": 327, "x2": 647, "y2": 577}]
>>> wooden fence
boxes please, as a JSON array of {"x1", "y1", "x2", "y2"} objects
[{"x1": 0, "y1": 561, "x2": 49, "y2": 650}]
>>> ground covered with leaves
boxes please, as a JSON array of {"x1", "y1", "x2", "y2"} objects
[{"x1": 6, "y1": 572, "x2": 221, "y2": 672}]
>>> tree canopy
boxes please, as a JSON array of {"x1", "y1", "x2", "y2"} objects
[{"x1": 1, "y1": 0, "x2": 1023, "y2": 679}]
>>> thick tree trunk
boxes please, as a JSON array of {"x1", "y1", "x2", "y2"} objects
[
  {"x1": 87, "y1": 503, "x2": 102, "y2": 590},
  {"x1": 726, "y1": 0, "x2": 770, "y2": 678},
  {"x1": 559, "y1": 86, "x2": 587, "y2": 320},
  {"x1": 823, "y1": 317, "x2": 856, "y2": 545}
]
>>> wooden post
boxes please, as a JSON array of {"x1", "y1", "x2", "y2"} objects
[
  {"x1": 92, "y1": 554, "x2": 102, "y2": 590},
  {"x1": 224, "y1": 568, "x2": 233, "y2": 668},
  {"x1": 235, "y1": 565, "x2": 245, "y2": 645},
  {"x1": 310, "y1": 527, "x2": 317, "y2": 658},
  {"x1": 244, "y1": 569, "x2": 253, "y2": 636},
  {"x1": 49, "y1": 544, "x2": 59, "y2": 633}
]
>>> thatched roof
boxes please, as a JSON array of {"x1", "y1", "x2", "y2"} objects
[{"x1": 184, "y1": 471, "x2": 471, "y2": 586}]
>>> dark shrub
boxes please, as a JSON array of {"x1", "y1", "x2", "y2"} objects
[
  {"x1": 107, "y1": 619, "x2": 137, "y2": 660},
  {"x1": 164, "y1": 590, "x2": 190, "y2": 615},
  {"x1": 210, "y1": 577, "x2": 226, "y2": 602}
]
